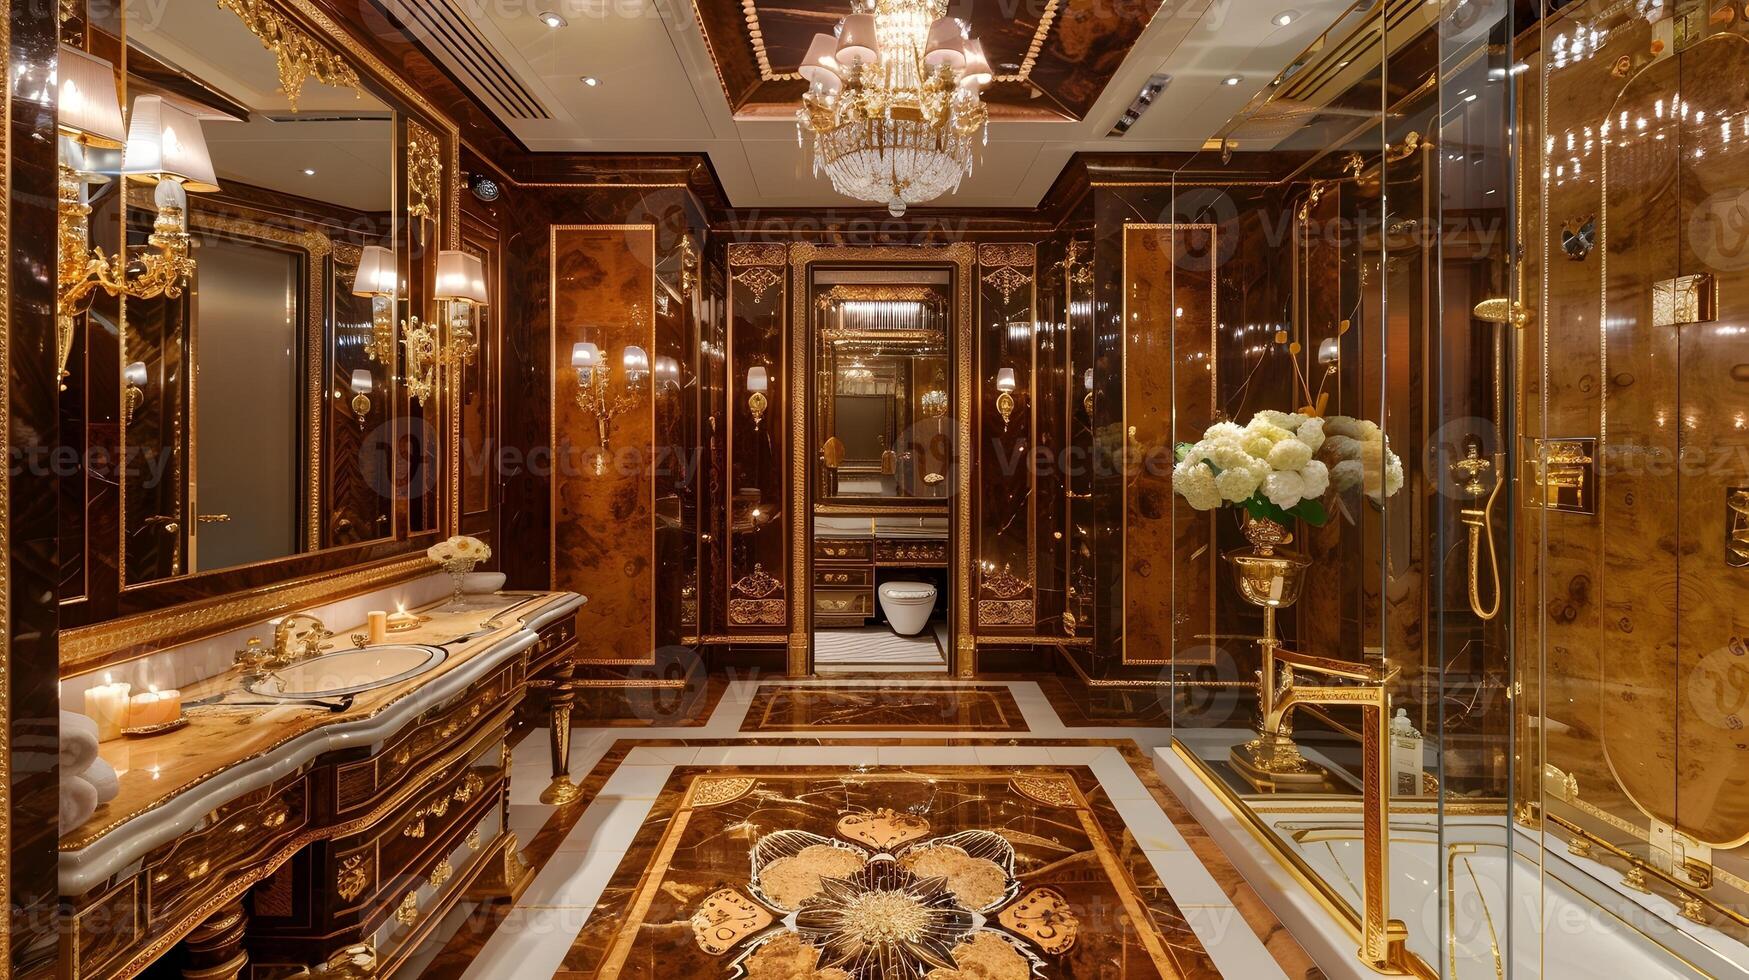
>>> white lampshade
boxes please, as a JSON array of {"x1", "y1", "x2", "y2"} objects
[
  {"x1": 836, "y1": 14, "x2": 880, "y2": 67},
  {"x1": 995, "y1": 367, "x2": 1017, "y2": 391},
  {"x1": 351, "y1": 245, "x2": 397, "y2": 297},
  {"x1": 124, "y1": 361, "x2": 148, "y2": 387},
  {"x1": 572, "y1": 341, "x2": 600, "y2": 370},
  {"x1": 623, "y1": 345, "x2": 650, "y2": 375},
  {"x1": 923, "y1": 19, "x2": 966, "y2": 71},
  {"x1": 350, "y1": 368, "x2": 374, "y2": 394},
  {"x1": 959, "y1": 39, "x2": 992, "y2": 88},
  {"x1": 1083, "y1": 367, "x2": 1094, "y2": 390},
  {"x1": 746, "y1": 365, "x2": 768, "y2": 392},
  {"x1": 121, "y1": 95, "x2": 219, "y2": 192},
  {"x1": 59, "y1": 45, "x2": 125, "y2": 147},
  {"x1": 433, "y1": 250, "x2": 484, "y2": 303},
  {"x1": 800, "y1": 34, "x2": 842, "y2": 86},
  {"x1": 463, "y1": 253, "x2": 489, "y2": 305}
]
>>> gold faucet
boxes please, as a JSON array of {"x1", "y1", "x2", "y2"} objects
[
  {"x1": 1259, "y1": 649, "x2": 1414, "y2": 975},
  {"x1": 272, "y1": 613, "x2": 332, "y2": 665}
]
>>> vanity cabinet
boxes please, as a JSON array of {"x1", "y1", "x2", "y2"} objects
[
  {"x1": 812, "y1": 536, "x2": 948, "y2": 626},
  {"x1": 59, "y1": 628, "x2": 545, "y2": 980}
]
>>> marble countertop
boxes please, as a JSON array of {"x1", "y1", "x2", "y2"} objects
[{"x1": 58, "y1": 590, "x2": 585, "y2": 895}]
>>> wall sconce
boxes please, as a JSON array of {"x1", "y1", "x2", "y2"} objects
[
  {"x1": 122, "y1": 360, "x2": 147, "y2": 425},
  {"x1": 746, "y1": 365, "x2": 769, "y2": 429},
  {"x1": 655, "y1": 355, "x2": 681, "y2": 392},
  {"x1": 1082, "y1": 367, "x2": 1094, "y2": 414},
  {"x1": 350, "y1": 368, "x2": 374, "y2": 427},
  {"x1": 571, "y1": 340, "x2": 647, "y2": 472},
  {"x1": 350, "y1": 245, "x2": 398, "y2": 363},
  {"x1": 403, "y1": 250, "x2": 488, "y2": 405},
  {"x1": 995, "y1": 367, "x2": 1017, "y2": 430},
  {"x1": 57, "y1": 59, "x2": 215, "y2": 391}
]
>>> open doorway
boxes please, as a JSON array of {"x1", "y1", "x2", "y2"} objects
[{"x1": 807, "y1": 265, "x2": 957, "y2": 673}]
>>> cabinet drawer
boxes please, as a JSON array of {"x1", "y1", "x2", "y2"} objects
[
  {"x1": 814, "y1": 589, "x2": 873, "y2": 617},
  {"x1": 874, "y1": 539, "x2": 948, "y2": 564},
  {"x1": 814, "y1": 538, "x2": 871, "y2": 561},
  {"x1": 144, "y1": 777, "x2": 308, "y2": 927},
  {"x1": 814, "y1": 565, "x2": 872, "y2": 588}
]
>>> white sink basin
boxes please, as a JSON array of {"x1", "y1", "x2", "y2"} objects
[{"x1": 246, "y1": 645, "x2": 447, "y2": 698}]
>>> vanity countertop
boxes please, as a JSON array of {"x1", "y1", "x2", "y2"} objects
[{"x1": 58, "y1": 590, "x2": 584, "y2": 894}]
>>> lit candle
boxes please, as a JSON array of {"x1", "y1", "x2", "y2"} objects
[
  {"x1": 84, "y1": 679, "x2": 132, "y2": 741},
  {"x1": 386, "y1": 604, "x2": 419, "y2": 632},
  {"x1": 127, "y1": 686, "x2": 181, "y2": 729},
  {"x1": 367, "y1": 610, "x2": 388, "y2": 646}
]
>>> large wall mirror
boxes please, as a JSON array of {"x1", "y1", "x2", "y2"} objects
[
  {"x1": 811, "y1": 272, "x2": 953, "y2": 504},
  {"x1": 57, "y1": 0, "x2": 451, "y2": 641}
]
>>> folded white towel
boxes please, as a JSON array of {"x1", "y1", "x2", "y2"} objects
[
  {"x1": 84, "y1": 757, "x2": 118, "y2": 804},
  {"x1": 60, "y1": 775, "x2": 98, "y2": 836},
  {"x1": 60, "y1": 712, "x2": 99, "y2": 776}
]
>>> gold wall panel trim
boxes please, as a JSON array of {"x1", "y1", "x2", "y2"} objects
[
  {"x1": 60, "y1": 554, "x2": 431, "y2": 675},
  {"x1": 0, "y1": 6, "x2": 11, "y2": 966},
  {"x1": 789, "y1": 243, "x2": 975, "y2": 677},
  {"x1": 406, "y1": 121, "x2": 442, "y2": 222}
]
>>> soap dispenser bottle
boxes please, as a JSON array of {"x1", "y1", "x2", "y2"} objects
[{"x1": 1389, "y1": 707, "x2": 1425, "y2": 797}]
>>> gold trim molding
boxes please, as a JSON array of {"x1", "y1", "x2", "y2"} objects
[
  {"x1": 216, "y1": 0, "x2": 364, "y2": 112},
  {"x1": 407, "y1": 121, "x2": 443, "y2": 222},
  {"x1": 61, "y1": 554, "x2": 432, "y2": 674}
]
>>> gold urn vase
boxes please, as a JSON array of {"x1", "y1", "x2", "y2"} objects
[{"x1": 1225, "y1": 516, "x2": 1326, "y2": 790}]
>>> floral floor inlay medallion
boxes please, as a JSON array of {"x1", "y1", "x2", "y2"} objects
[{"x1": 562, "y1": 767, "x2": 1219, "y2": 979}]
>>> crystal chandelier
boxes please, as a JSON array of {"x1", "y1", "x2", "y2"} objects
[{"x1": 796, "y1": 0, "x2": 991, "y2": 216}]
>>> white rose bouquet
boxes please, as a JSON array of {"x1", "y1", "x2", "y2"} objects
[
  {"x1": 427, "y1": 535, "x2": 491, "y2": 568},
  {"x1": 1320, "y1": 415, "x2": 1404, "y2": 502},
  {"x1": 1173, "y1": 410, "x2": 1332, "y2": 526}
]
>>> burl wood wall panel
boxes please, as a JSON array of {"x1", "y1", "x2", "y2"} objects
[
  {"x1": 551, "y1": 225, "x2": 658, "y2": 664},
  {"x1": 1121, "y1": 225, "x2": 1216, "y2": 667},
  {"x1": 1601, "y1": 33, "x2": 1749, "y2": 846}
]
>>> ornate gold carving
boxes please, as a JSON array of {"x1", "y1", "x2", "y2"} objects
[
  {"x1": 406, "y1": 122, "x2": 443, "y2": 222},
  {"x1": 335, "y1": 853, "x2": 371, "y2": 903},
  {"x1": 979, "y1": 600, "x2": 1032, "y2": 626},
  {"x1": 216, "y1": 0, "x2": 364, "y2": 112},
  {"x1": 466, "y1": 828, "x2": 482, "y2": 851},
  {"x1": 428, "y1": 857, "x2": 452, "y2": 888},
  {"x1": 729, "y1": 598, "x2": 787, "y2": 626},
  {"x1": 690, "y1": 776, "x2": 758, "y2": 808},
  {"x1": 729, "y1": 243, "x2": 788, "y2": 266},
  {"x1": 1010, "y1": 775, "x2": 1077, "y2": 808},
  {"x1": 980, "y1": 562, "x2": 1030, "y2": 599},
  {"x1": 997, "y1": 887, "x2": 1078, "y2": 955},
  {"x1": 395, "y1": 891, "x2": 418, "y2": 926},
  {"x1": 502, "y1": 832, "x2": 530, "y2": 892},
  {"x1": 837, "y1": 808, "x2": 930, "y2": 850},
  {"x1": 979, "y1": 244, "x2": 1035, "y2": 303},
  {"x1": 690, "y1": 888, "x2": 773, "y2": 955},
  {"x1": 733, "y1": 265, "x2": 783, "y2": 304},
  {"x1": 291, "y1": 943, "x2": 378, "y2": 979},
  {"x1": 732, "y1": 562, "x2": 782, "y2": 598},
  {"x1": 1730, "y1": 488, "x2": 1749, "y2": 568},
  {"x1": 816, "y1": 283, "x2": 945, "y2": 308}
]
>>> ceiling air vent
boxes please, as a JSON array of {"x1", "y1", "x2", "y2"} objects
[
  {"x1": 379, "y1": 0, "x2": 552, "y2": 122},
  {"x1": 1106, "y1": 74, "x2": 1172, "y2": 137}
]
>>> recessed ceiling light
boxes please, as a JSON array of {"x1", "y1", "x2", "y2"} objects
[
  {"x1": 539, "y1": 11, "x2": 567, "y2": 27},
  {"x1": 1273, "y1": 10, "x2": 1297, "y2": 26},
  {"x1": 303, "y1": 168, "x2": 316, "y2": 176},
  {"x1": 581, "y1": 75, "x2": 600, "y2": 87},
  {"x1": 1222, "y1": 75, "x2": 1242, "y2": 86}
]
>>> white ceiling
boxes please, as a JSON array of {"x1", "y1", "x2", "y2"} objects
[{"x1": 384, "y1": 0, "x2": 1358, "y2": 209}]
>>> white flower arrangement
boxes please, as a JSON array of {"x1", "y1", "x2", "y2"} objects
[
  {"x1": 1174, "y1": 411, "x2": 1333, "y2": 525},
  {"x1": 1320, "y1": 415, "x2": 1405, "y2": 502},
  {"x1": 427, "y1": 535, "x2": 491, "y2": 569}
]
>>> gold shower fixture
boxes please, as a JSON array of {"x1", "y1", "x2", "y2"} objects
[
  {"x1": 1453, "y1": 442, "x2": 1504, "y2": 620},
  {"x1": 1472, "y1": 297, "x2": 1530, "y2": 327}
]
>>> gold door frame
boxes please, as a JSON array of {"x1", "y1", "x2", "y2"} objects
[{"x1": 789, "y1": 243, "x2": 975, "y2": 677}]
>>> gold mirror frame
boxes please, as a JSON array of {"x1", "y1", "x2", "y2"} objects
[
  {"x1": 58, "y1": 0, "x2": 465, "y2": 676},
  {"x1": 789, "y1": 244, "x2": 974, "y2": 678}
]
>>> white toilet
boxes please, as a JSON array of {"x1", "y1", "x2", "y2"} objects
[{"x1": 877, "y1": 581, "x2": 937, "y2": 636}]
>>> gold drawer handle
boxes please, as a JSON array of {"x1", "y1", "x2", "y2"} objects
[
  {"x1": 397, "y1": 892, "x2": 419, "y2": 926},
  {"x1": 185, "y1": 859, "x2": 211, "y2": 882}
]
